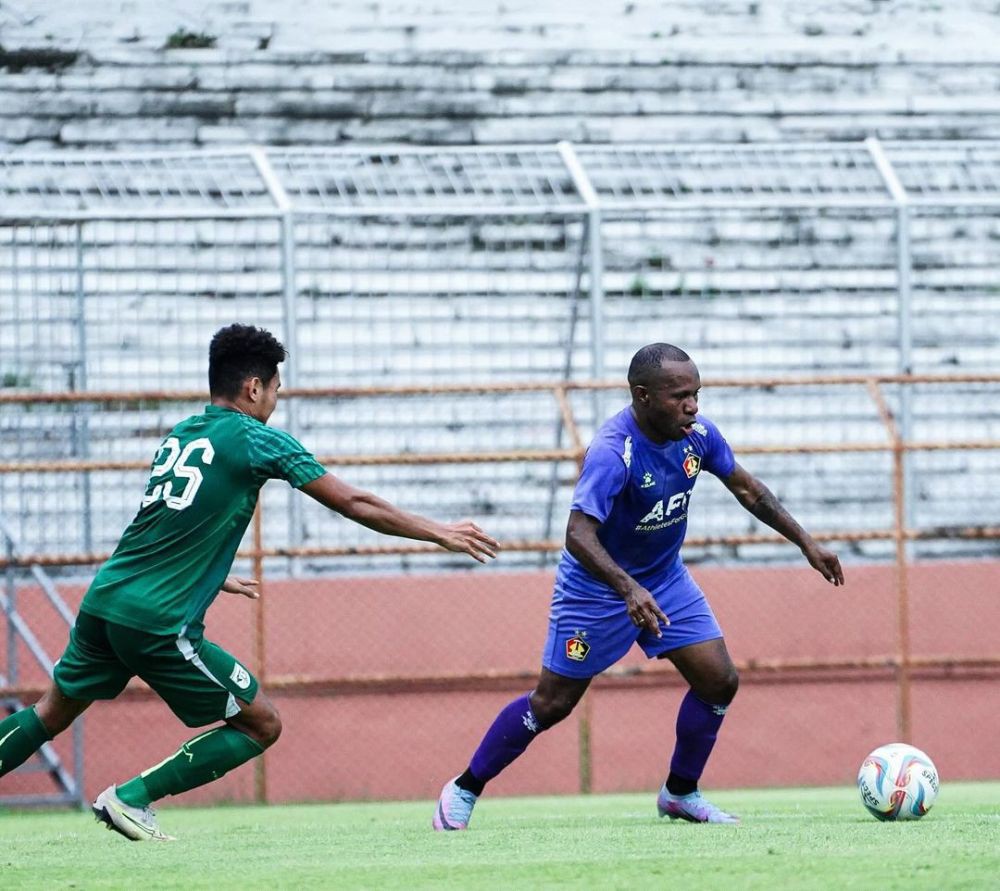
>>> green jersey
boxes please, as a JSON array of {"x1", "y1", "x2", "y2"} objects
[{"x1": 81, "y1": 405, "x2": 326, "y2": 635}]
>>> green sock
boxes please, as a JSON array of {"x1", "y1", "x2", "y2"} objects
[
  {"x1": 116, "y1": 727, "x2": 264, "y2": 807},
  {"x1": 0, "y1": 707, "x2": 52, "y2": 778}
]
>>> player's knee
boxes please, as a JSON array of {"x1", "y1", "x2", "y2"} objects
[
  {"x1": 724, "y1": 667, "x2": 740, "y2": 703},
  {"x1": 34, "y1": 686, "x2": 86, "y2": 736},
  {"x1": 34, "y1": 700, "x2": 71, "y2": 737},
  {"x1": 694, "y1": 666, "x2": 739, "y2": 706},
  {"x1": 711, "y1": 667, "x2": 740, "y2": 705},
  {"x1": 234, "y1": 702, "x2": 282, "y2": 748},
  {"x1": 529, "y1": 689, "x2": 578, "y2": 727}
]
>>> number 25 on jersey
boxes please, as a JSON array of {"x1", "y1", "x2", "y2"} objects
[{"x1": 141, "y1": 437, "x2": 215, "y2": 511}]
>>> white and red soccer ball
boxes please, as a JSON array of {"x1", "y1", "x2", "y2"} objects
[{"x1": 857, "y1": 743, "x2": 939, "y2": 821}]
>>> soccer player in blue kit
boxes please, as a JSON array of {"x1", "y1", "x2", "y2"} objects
[{"x1": 433, "y1": 343, "x2": 844, "y2": 828}]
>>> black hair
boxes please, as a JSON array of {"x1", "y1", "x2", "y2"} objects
[
  {"x1": 627, "y1": 342, "x2": 691, "y2": 388},
  {"x1": 208, "y1": 324, "x2": 287, "y2": 398}
]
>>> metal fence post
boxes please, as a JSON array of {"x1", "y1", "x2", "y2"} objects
[
  {"x1": 895, "y1": 203, "x2": 914, "y2": 515},
  {"x1": 280, "y1": 211, "x2": 303, "y2": 574},
  {"x1": 559, "y1": 142, "x2": 604, "y2": 793},
  {"x1": 540, "y1": 213, "x2": 590, "y2": 560},
  {"x1": 866, "y1": 137, "x2": 914, "y2": 527},
  {"x1": 558, "y1": 142, "x2": 605, "y2": 392},
  {"x1": 587, "y1": 207, "x2": 606, "y2": 386},
  {"x1": 252, "y1": 502, "x2": 267, "y2": 804},
  {"x1": 73, "y1": 222, "x2": 93, "y2": 554},
  {"x1": 251, "y1": 148, "x2": 302, "y2": 574},
  {"x1": 866, "y1": 137, "x2": 914, "y2": 740},
  {"x1": 3, "y1": 538, "x2": 14, "y2": 687}
]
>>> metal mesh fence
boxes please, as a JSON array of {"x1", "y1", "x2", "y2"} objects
[
  {"x1": 2, "y1": 141, "x2": 999, "y2": 806},
  {"x1": 909, "y1": 207, "x2": 1000, "y2": 373},
  {"x1": 3, "y1": 380, "x2": 997, "y2": 807},
  {"x1": 599, "y1": 207, "x2": 901, "y2": 378},
  {"x1": 292, "y1": 212, "x2": 589, "y2": 385}
]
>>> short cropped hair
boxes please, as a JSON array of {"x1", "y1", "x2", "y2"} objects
[
  {"x1": 627, "y1": 343, "x2": 691, "y2": 388},
  {"x1": 208, "y1": 324, "x2": 287, "y2": 398}
]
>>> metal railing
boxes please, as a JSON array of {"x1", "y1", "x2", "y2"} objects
[
  {"x1": 2, "y1": 375, "x2": 998, "y2": 800},
  {"x1": 4, "y1": 140, "x2": 999, "y2": 561},
  {"x1": 0, "y1": 514, "x2": 85, "y2": 808},
  {"x1": 3, "y1": 140, "x2": 999, "y2": 799}
]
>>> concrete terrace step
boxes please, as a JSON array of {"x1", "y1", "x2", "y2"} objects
[{"x1": 2, "y1": 2, "x2": 1000, "y2": 150}]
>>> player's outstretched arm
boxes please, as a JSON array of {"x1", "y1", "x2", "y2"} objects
[
  {"x1": 722, "y1": 463, "x2": 844, "y2": 586},
  {"x1": 299, "y1": 473, "x2": 499, "y2": 563}
]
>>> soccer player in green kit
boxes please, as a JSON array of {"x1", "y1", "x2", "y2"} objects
[{"x1": 0, "y1": 324, "x2": 499, "y2": 841}]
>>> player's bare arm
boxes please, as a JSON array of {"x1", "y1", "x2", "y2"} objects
[
  {"x1": 722, "y1": 463, "x2": 844, "y2": 586},
  {"x1": 300, "y1": 473, "x2": 499, "y2": 563},
  {"x1": 565, "y1": 510, "x2": 669, "y2": 634}
]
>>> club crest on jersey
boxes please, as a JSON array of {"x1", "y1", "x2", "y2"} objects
[
  {"x1": 682, "y1": 453, "x2": 701, "y2": 478},
  {"x1": 230, "y1": 663, "x2": 252, "y2": 690},
  {"x1": 565, "y1": 636, "x2": 590, "y2": 662}
]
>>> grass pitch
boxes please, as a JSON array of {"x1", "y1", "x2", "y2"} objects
[{"x1": 1, "y1": 783, "x2": 997, "y2": 890}]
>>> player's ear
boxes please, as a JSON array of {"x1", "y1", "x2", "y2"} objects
[{"x1": 246, "y1": 376, "x2": 263, "y2": 403}]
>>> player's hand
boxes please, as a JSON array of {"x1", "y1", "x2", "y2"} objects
[
  {"x1": 221, "y1": 576, "x2": 260, "y2": 599},
  {"x1": 803, "y1": 543, "x2": 844, "y2": 587},
  {"x1": 437, "y1": 521, "x2": 501, "y2": 564},
  {"x1": 623, "y1": 585, "x2": 670, "y2": 637}
]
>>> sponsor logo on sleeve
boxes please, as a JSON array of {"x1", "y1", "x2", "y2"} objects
[{"x1": 230, "y1": 663, "x2": 252, "y2": 690}]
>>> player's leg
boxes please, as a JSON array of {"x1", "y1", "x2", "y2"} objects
[
  {"x1": 2, "y1": 611, "x2": 126, "y2": 780},
  {"x1": 636, "y1": 571, "x2": 739, "y2": 823},
  {"x1": 656, "y1": 637, "x2": 740, "y2": 823},
  {"x1": 662, "y1": 636, "x2": 739, "y2": 792},
  {"x1": 225, "y1": 688, "x2": 282, "y2": 747},
  {"x1": 434, "y1": 668, "x2": 590, "y2": 831},
  {"x1": 113, "y1": 692, "x2": 279, "y2": 809},
  {"x1": 461, "y1": 668, "x2": 590, "y2": 794},
  {"x1": 434, "y1": 588, "x2": 637, "y2": 830},
  {"x1": 95, "y1": 624, "x2": 273, "y2": 840},
  {"x1": 0, "y1": 683, "x2": 90, "y2": 778}
]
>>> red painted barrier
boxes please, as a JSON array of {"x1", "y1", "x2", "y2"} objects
[{"x1": 2, "y1": 560, "x2": 997, "y2": 804}]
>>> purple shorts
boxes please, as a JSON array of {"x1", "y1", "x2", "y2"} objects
[{"x1": 542, "y1": 564, "x2": 722, "y2": 679}]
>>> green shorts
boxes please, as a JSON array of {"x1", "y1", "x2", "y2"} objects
[{"x1": 53, "y1": 611, "x2": 259, "y2": 728}]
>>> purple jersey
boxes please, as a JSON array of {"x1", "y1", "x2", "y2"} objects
[{"x1": 554, "y1": 407, "x2": 735, "y2": 599}]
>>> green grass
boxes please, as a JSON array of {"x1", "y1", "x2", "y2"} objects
[{"x1": 1, "y1": 784, "x2": 998, "y2": 890}]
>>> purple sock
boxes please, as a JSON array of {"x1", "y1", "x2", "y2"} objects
[
  {"x1": 669, "y1": 689, "x2": 729, "y2": 783},
  {"x1": 468, "y1": 693, "x2": 543, "y2": 785}
]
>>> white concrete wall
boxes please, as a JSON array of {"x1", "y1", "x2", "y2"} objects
[{"x1": 1, "y1": 1, "x2": 999, "y2": 150}]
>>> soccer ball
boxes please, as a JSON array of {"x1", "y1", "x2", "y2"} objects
[{"x1": 857, "y1": 743, "x2": 939, "y2": 821}]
